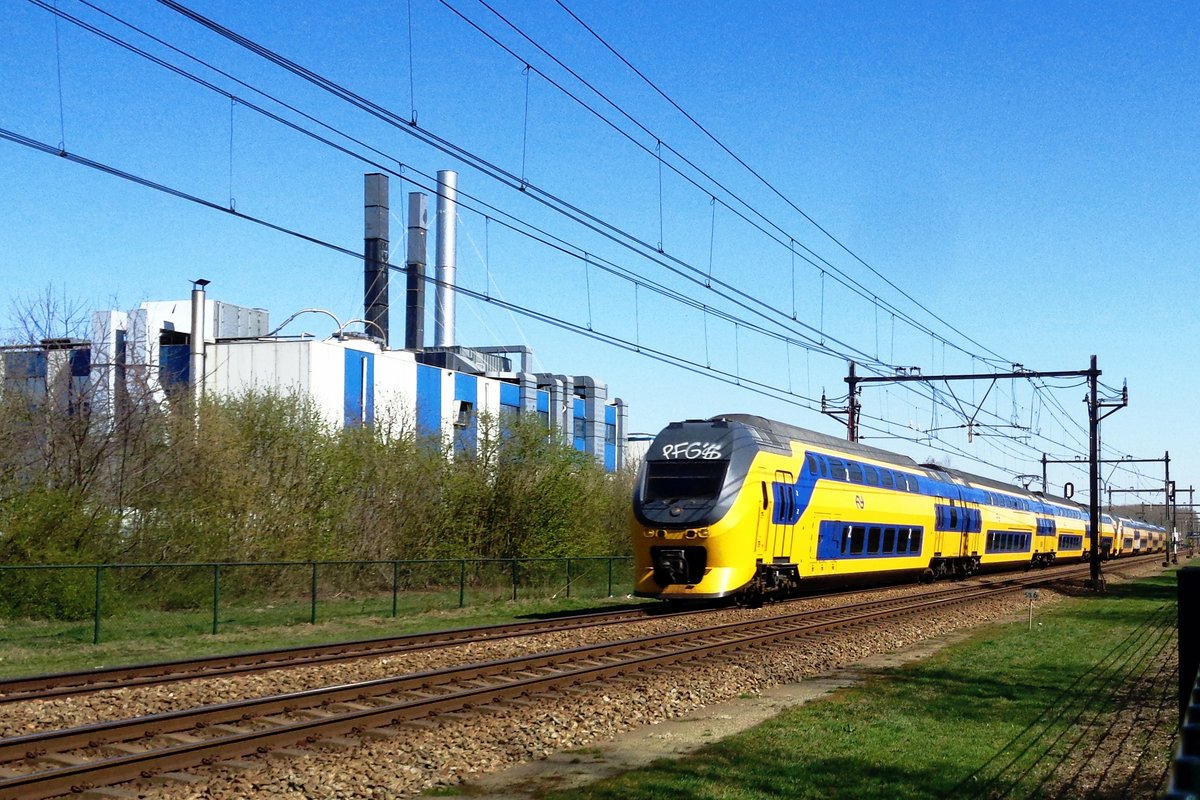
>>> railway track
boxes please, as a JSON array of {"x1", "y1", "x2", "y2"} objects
[
  {"x1": 0, "y1": 557, "x2": 1153, "y2": 800},
  {"x1": 0, "y1": 555, "x2": 1155, "y2": 706},
  {"x1": 0, "y1": 604, "x2": 705, "y2": 704}
]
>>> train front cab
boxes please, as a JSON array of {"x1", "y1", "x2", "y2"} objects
[{"x1": 632, "y1": 420, "x2": 770, "y2": 600}]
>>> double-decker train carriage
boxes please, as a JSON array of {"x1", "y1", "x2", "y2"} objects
[
  {"x1": 632, "y1": 414, "x2": 1111, "y2": 602},
  {"x1": 1116, "y1": 516, "x2": 1166, "y2": 554}
]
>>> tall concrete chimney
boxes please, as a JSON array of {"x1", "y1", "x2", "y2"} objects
[
  {"x1": 434, "y1": 170, "x2": 457, "y2": 348},
  {"x1": 364, "y1": 173, "x2": 389, "y2": 345},
  {"x1": 405, "y1": 192, "x2": 428, "y2": 350}
]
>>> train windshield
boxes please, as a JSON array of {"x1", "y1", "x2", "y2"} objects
[{"x1": 643, "y1": 460, "x2": 729, "y2": 503}]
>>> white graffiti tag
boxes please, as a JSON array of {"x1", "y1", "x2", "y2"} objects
[{"x1": 660, "y1": 441, "x2": 725, "y2": 460}]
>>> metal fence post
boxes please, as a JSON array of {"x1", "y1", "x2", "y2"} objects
[
  {"x1": 565, "y1": 558, "x2": 572, "y2": 599},
  {"x1": 511, "y1": 559, "x2": 518, "y2": 602},
  {"x1": 458, "y1": 560, "x2": 466, "y2": 608},
  {"x1": 310, "y1": 562, "x2": 318, "y2": 624},
  {"x1": 1180, "y1": 567, "x2": 1200, "y2": 720},
  {"x1": 391, "y1": 560, "x2": 399, "y2": 618},
  {"x1": 212, "y1": 564, "x2": 221, "y2": 635},
  {"x1": 93, "y1": 565, "x2": 103, "y2": 644},
  {"x1": 607, "y1": 557, "x2": 613, "y2": 598}
]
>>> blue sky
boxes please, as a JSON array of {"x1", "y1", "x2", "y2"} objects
[{"x1": 2, "y1": 0, "x2": 1197, "y2": 510}]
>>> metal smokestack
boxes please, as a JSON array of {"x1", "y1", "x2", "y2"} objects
[
  {"x1": 189, "y1": 278, "x2": 209, "y2": 398},
  {"x1": 364, "y1": 173, "x2": 390, "y2": 345},
  {"x1": 434, "y1": 170, "x2": 457, "y2": 348},
  {"x1": 405, "y1": 192, "x2": 428, "y2": 350}
]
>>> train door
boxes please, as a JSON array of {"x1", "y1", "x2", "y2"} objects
[
  {"x1": 935, "y1": 500, "x2": 958, "y2": 557},
  {"x1": 772, "y1": 470, "x2": 795, "y2": 561},
  {"x1": 755, "y1": 480, "x2": 770, "y2": 555}
]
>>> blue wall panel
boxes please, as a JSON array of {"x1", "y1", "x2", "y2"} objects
[
  {"x1": 343, "y1": 350, "x2": 374, "y2": 427},
  {"x1": 500, "y1": 382, "x2": 519, "y2": 409},
  {"x1": 416, "y1": 364, "x2": 442, "y2": 436}
]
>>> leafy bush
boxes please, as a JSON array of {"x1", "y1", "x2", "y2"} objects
[{"x1": 0, "y1": 389, "x2": 636, "y2": 582}]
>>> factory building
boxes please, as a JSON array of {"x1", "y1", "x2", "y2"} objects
[{"x1": 0, "y1": 172, "x2": 628, "y2": 471}]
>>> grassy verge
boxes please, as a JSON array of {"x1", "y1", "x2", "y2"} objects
[
  {"x1": 551, "y1": 574, "x2": 1178, "y2": 800},
  {"x1": 0, "y1": 595, "x2": 648, "y2": 678}
]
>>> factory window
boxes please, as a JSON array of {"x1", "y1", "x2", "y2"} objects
[
  {"x1": 605, "y1": 421, "x2": 616, "y2": 445},
  {"x1": 454, "y1": 400, "x2": 473, "y2": 430},
  {"x1": 574, "y1": 417, "x2": 586, "y2": 440}
]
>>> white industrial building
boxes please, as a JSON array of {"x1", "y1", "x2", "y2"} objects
[{"x1": 2, "y1": 171, "x2": 628, "y2": 470}]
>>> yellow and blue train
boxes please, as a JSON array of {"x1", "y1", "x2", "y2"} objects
[{"x1": 632, "y1": 414, "x2": 1155, "y2": 601}]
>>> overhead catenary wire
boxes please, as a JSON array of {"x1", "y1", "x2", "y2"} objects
[
  {"x1": 551, "y1": 0, "x2": 1010, "y2": 366},
  {"x1": 13, "y1": 0, "x2": 1148, "y2": 487},
  {"x1": 1, "y1": 124, "x2": 1112, "y2": 489},
  {"x1": 440, "y1": 0, "x2": 1003, "y2": 369},
  {"x1": 137, "y1": 0, "x2": 1106, "y2": 458},
  {"x1": 31, "y1": 0, "x2": 885, "y2": 367}
]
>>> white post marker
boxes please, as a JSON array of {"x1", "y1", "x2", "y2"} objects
[{"x1": 1025, "y1": 589, "x2": 1039, "y2": 630}]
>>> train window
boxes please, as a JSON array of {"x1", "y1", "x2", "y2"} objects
[
  {"x1": 828, "y1": 459, "x2": 847, "y2": 481},
  {"x1": 948, "y1": 507, "x2": 959, "y2": 530},
  {"x1": 805, "y1": 454, "x2": 818, "y2": 475},
  {"x1": 881, "y1": 470, "x2": 895, "y2": 490},
  {"x1": 761, "y1": 481, "x2": 769, "y2": 510},
  {"x1": 867, "y1": 526, "x2": 882, "y2": 553},
  {"x1": 820, "y1": 457, "x2": 830, "y2": 478},
  {"x1": 910, "y1": 529, "x2": 923, "y2": 552},
  {"x1": 840, "y1": 526, "x2": 851, "y2": 554},
  {"x1": 849, "y1": 526, "x2": 865, "y2": 554},
  {"x1": 848, "y1": 462, "x2": 864, "y2": 484},
  {"x1": 883, "y1": 527, "x2": 896, "y2": 553},
  {"x1": 643, "y1": 460, "x2": 730, "y2": 503}
]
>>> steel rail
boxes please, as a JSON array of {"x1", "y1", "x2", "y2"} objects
[{"x1": 0, "y1": 604, "x2": 705, "y2": 704}]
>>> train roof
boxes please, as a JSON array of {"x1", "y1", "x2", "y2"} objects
[
  {"x1": 712, "y1": 414, "x2": 922, "y2": 470},
  {"x1": 712, "y1": 413, "x2": 1077, "y2": 507}
]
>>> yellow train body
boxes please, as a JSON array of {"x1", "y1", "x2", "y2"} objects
[{"x1": 633, "y1": 415, "x2": 1119, "y2": 601}]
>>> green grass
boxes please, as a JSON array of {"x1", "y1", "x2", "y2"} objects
[
  {"x1": 0, "y1": 594, "x2": 649, "y2": 678},
  {"x1": 553, "y1": 574, "x2": 1177, "y2": 800}
]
